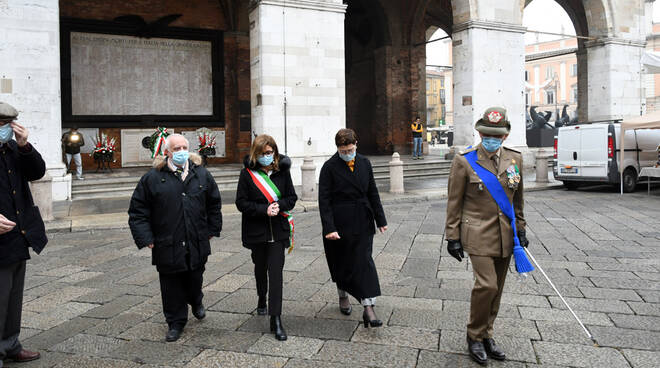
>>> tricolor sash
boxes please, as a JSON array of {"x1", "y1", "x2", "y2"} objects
[
  {"x1": 247, "y1": 169, "x2": 295, "y2": 254},
  {"x1": 464, "y1": 150, "x2": 534, "y2": 273}
]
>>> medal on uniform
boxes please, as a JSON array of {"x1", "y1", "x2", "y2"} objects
[{"x1": 506, "y1": 159, "x2": 521, "y2": 189}]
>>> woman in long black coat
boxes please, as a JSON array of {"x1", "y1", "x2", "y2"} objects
[
  {"x1": 235, "y1": 134, "x2": 297, "y2": 341},
  {"x1": 319, "y1": 128, "x2": 387, "y2": 327}
]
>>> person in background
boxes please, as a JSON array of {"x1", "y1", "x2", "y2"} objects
[
  {"x1": 236, "y1": 134, "x2": 297, "y2": 341},
  {"x1": 319, "y1": 128, "x2": 387, "y2": 328},
  {"x1": 0, "y1": 102, "x2": 47, "y2": 365},
  {"x1": 61, "y1": 126, "x2": 85, "y2": 180},
  {"x1": 411, "y1": 116, "x2": 424, "y2": 160},
  {"x1": 128, "y1": 134, "x2": 222, "y2": 342}
]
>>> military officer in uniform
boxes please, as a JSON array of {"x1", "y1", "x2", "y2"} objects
[{"x1": 444, "y1": 107, "x2": 529, "y2": 365}]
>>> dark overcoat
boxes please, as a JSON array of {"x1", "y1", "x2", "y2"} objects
[
  {"x1": 318, "y1": 153, "x2": 386, "y2": 300},
  {"x1": 0, "y1": 141, "x2": 47, "y2": 267},
  {"x1": 235, "y1": 155, "x2": 297, "y2": 248},
  {"x1": 128, "y1": 155, "x2": 222, "y2": 274}
]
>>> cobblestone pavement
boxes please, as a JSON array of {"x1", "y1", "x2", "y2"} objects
[{"x1": 6, "y1": 188, "x2": 660, "y2": 367}]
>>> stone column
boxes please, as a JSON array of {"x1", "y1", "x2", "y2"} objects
[
  {"x1": 389, "y1": 152, "x2": 404, "y2": 194},
  {"x1": 29, "y1": 173, "x2": 54, "y2": 221},
  {"x1": 300, "y1": 156, "x2": 316, "y2": 201},
  {"x1": 585, "y1": 39, "x2": 646, "y2": 121},
  {"x1": 249, "y1": 0, "x2": 347, "y2": 184},
  {"x1": 535, "y1": 149, "x2": 551, "y2": 183},
  {"x1": 451, "y1": 21, "x2": 527, "y2": 150},
  {"x1": 0, "y1": 0, "x2": 70, "y2": 200}
]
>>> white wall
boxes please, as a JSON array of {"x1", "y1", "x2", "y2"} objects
[
  {"x1": 249, "y1": 0, "x2": 347, "y2": 184},
  {"x1": 0, "y1": 0, "x2": 70, "y2": 200},
  {"x1": 452, "y1": 22, "x2": 527, "y2": 149}
]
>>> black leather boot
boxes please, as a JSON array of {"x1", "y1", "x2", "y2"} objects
[
  {"x1": 270, "y1": 315, "x2": 287, "y2": 341},
  {"x1": 467, "y1": 336, "x2": 488, "y2": 365},
  {"x1": 483, "y1": 338, "x2": 506, "y2": 360}
]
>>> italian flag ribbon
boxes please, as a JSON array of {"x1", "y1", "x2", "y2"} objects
[
  {"x1": 247, "y1": 169, "x2": 295, "y2": 254},
  {"x1": 152, "y1": 127, "x2": 169, "y2": 159}
]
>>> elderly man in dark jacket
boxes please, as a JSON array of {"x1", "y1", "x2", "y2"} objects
[
  {"x1": 0, "y1": 102, "x2": 47, "y2": 365},
  {"x1": 128, "y1": 133, "x2": 222, "y2": 342}
]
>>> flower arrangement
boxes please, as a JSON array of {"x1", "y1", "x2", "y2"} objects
[
  {"x1": 149, "y1": 127, "x2": 169, "y2": 158},
  {"x1": 90, "y1": 133, "x2": 116, "y2": 157},
  {"x1": 197, "y1": 129, "x2": 217, "y2": 156}
]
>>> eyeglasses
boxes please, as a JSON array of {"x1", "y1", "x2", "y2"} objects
[
  {"x1": 262, "y1": 150, "x2": 274, "y2": 155},
  {"x1": 338, "y1": 147, "x2": 356, "y2": 155}
]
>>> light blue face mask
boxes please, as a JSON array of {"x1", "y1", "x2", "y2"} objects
[
  {"x1": 0, "y1": 124, "x2": 13, "y2": 144},
  {"x1": 481, "y1": 137, "x2": 503, "y2": 152},
  {"x1": 339, "y1": 151, "x2": 356, "y2": 162},
  {"x1": 257, "y1": 154, "x2": 274, "y2": 167},
  {"x1": 171, "y1": 150, "x2": 189, "y2": 166}
]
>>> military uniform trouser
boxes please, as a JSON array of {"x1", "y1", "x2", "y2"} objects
[
  {"x1": 0, "y1": 261, "x2": 25, "y2": 362},
  {"x1": 467, "y1": 255, "x2": 511, "y2": 341}
]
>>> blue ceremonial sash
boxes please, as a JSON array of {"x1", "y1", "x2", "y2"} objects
[{"x1": 464, "y1": 150, "x2": 521, "y2": 249}]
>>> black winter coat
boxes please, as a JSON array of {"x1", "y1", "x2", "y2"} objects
[
  {"x1": 318, "y1": 153, "x2": 386, "y2": 300},
  {"x1": 235, "y1": 155, "x2": 297, "y2": 248},
  {"x1": 319, "y1": 153, "x2": 387, "y2": 236},
  {"x1": 128, "y1": 156, "x2": 222, "y2": 274},
  {"x1": 0, "y1": 141, "x2": 47, "y2": 267}
]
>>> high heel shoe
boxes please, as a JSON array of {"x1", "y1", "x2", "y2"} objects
[
  {"x1": 362, "y1": 308, "x2": 383, "y2": 328},
  {"x1": 270, "y1": 315, "x2": 288, "y2": 341},
  {"x1": 339, "y1": 296, "x2": 352, "y2": 316}
]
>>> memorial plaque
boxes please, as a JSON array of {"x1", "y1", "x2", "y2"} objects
[
  {"x1": 70, "y1": 32, "x2": 213, "y2": 116},
  {"x1": 121, "y1": 129, "x2": 158, "y2": 167}
]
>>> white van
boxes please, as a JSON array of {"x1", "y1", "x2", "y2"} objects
[{"x1": 553, "y1": 121, "x2": 660, "y2": 192}]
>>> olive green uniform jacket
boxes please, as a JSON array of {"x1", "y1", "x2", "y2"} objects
[{"x1": 445, "y1": 144, "x2": 526, "y2": 257}]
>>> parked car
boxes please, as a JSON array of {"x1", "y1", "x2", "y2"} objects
[{"x1": 553, "y1": 120, "x2": 660, "y2": 192}]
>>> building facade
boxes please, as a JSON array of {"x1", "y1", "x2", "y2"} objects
[
  {"x1": 525, "y1": 38, "x2": 579, "y2": 121},
  {"x1": 0, "y1": 0, "x2": 653, "y2": 200},
  {"x1": 425, "y1": 68, "x2": 446, "y2": 127}
]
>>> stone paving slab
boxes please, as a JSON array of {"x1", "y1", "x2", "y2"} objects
[
  {"x1": 8, "y1": 189, "x2": 660, "y2": 367},
  {"x1": 247, "y1": 335, "x2": 324, "y2": 359},
  {"x1": 533, "y1": 341, "x2": 631, "y2": 367},
  {"x1": 239, "y1": 315, "x2": 357, "y2": 341},
  {"x1": 314, "y1": 340, "x2": 419, "y2": 368}
]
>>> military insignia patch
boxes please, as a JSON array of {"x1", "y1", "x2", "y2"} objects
[{"x1": 488, "y1": 111, "x2": 503, "y2": 123}]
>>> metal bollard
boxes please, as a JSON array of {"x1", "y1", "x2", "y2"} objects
[
  {"x1": 389, "y1": 152, "x2": 404, "y2": 194},
  {"x1": 535, "y1": 149, "x2": 551, "y2": 183},
  {"x1": 28, "y1": 172, "x2": 54, "y2": 221},
  {"x1": 300, "y1": 156, "x2": 316, "y2": 201}
]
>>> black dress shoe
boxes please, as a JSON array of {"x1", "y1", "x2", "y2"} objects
[
  {"x1": 483, "y1": 338, "x2": 506, "y2": 360},
  {"x1": 257, "y1": 296, "x2": 267, "y2": 315},
  {"x1": 165, "y1": 328, "x2": 182, "y2": 342},
  {"x1": 192, "y1": 304, "x2": 206, "y2": 320},
  {"x1": 270, "y1": 315, "x2": 288, "y2": 341},
  {"x1": 467, "y1": 336, "x2": 488, "y2": 365}
]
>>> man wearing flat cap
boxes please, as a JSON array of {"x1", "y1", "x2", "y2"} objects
[
  {"x1": 0, "y1": 102, "x2": 47, "y2": 365},
  {"x1": 444, "y1": 107, "x2": 528, "y2": 365}
]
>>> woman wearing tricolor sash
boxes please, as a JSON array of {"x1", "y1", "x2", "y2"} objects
[
  {"x1": 235, "y1": 135, "x2": 297, "y2": 341},
  {"x1": 319, "y1": 128, "x2": 388, "y2": 328}
]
